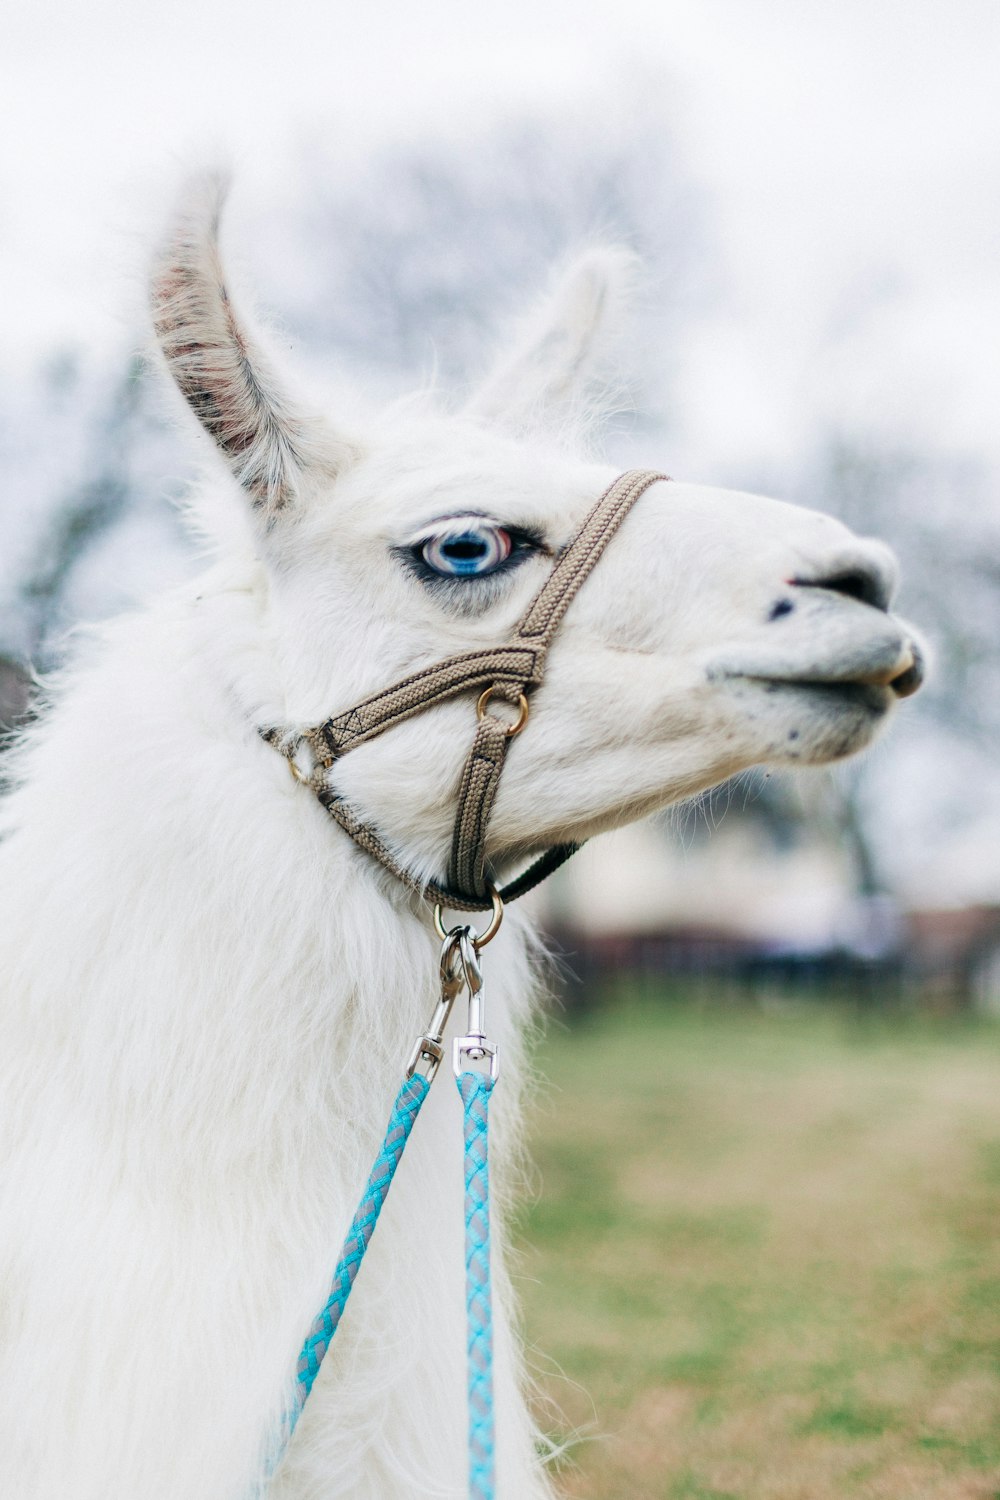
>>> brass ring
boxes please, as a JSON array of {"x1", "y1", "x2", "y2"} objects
[
  {"x1": 476, "y1": 688, "x2": 529, "y2": 738},
  {"x1": 288, "y1": 756, "x2": 310, "y2": 785},
  {"x1": 433, "y1": 884, "x2": 504, "y2": 949}
]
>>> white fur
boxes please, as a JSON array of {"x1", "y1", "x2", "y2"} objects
[{"x1": 0, "y1": 180, "x2": 922, "y2": 1499}]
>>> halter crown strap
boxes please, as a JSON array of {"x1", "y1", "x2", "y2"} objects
[{"x1": 264, "y1": 468, "x2": 669, "y2": 910}]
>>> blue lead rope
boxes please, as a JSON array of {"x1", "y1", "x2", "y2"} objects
[
  {"x1": 267, "y1": 930, "x2": 498, "y2": 1500},
  {"x1": 278, "y1": 1072, "x2": 431, "y2": 1448},
  {"x1": 458, "y1": 1070, "x2": 497, "y2": 1500}
]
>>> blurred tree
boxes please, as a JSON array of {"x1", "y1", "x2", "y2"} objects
[
  {"x1": 815, "y1": 437, "x2": 1000, "y2": 746},
  {"x1": 0, "y1": 352, "x2": 191, "y2": 672},
  {"x1": 18, "y1": 356, "x2": 144, "y2": 661},
  {"x1": 253, "y1": 102, "x2": 705, "y2": 425},
  {"x1": 0, "y1": 654, "x2": 31, "y2": 736}
]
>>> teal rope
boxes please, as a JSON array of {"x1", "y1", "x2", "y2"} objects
[
  {"x1": 457, "y1": 1070, "x2": 497, "y2": 1500},
  {"x1": 275, "y1": 1072, "x2": 429, "y2": 1457},
  {"x1": 268, "y1": 1063, "x2": 499, "y2": 1498}
]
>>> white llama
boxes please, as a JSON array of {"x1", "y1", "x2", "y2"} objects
[{"x1": 0, "y1": 178, "x2": 922, "y2": 1500}]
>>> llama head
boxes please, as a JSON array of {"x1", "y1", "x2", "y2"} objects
[{"x1": 152, "y1": 178, "x2": 924, "y2": 888}]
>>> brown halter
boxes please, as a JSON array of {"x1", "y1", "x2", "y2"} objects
[{"x1": 263, "y1": 469, "x2": 669, "y2": 912}]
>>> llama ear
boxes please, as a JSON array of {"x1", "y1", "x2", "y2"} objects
[
  {"x1": 151, "y1": 174, "x2": 344, "y2": 516},
  {"x1": 466, "y1": 247, "x2": 637, "y2": 431}
]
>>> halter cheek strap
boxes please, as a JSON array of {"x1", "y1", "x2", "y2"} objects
[{"x1": 263, "y1": 468, "x2": 669, "y2": 911}]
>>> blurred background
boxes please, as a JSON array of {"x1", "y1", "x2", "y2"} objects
[{"x1": 2, "y1": 2, "x2": 999, "y2": 1494}]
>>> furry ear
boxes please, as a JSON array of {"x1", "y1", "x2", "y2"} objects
[
  {"x1": 466, "y1": 246, "x2": 637, "y2": 432},
  {"x1": 151, "y1": 174, "x2": 335, "y2": 516}
]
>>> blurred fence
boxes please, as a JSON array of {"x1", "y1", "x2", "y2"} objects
[{"x1": 546, "y1": 904, "x2": 1000, "y2": 1016}]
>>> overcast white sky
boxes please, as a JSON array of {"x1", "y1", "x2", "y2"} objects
[{"x1": 2, "y1": 0, "x2": 998, "y2": 474}]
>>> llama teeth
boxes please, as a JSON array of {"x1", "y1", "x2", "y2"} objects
[
  {"x1": 889, "y1": 643, "x2": 925, "y2": 698},
  {"x1": 885, "y1": 645, "x2": 916, "y2": 682}
]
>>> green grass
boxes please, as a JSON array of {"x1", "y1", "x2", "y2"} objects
[{"x1": 517, "y1": 994, "x2": 1000, "y2": 1499}]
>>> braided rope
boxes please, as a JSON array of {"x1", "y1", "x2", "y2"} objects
[
  {"x1": 268, "y1": 1064, "x2": 500, "y2": 1498},
  {"x1": 278, "y1": 1073, "x2": 429, "y2": 1451},
  {"x1": 457, "y1": 1070, "x2": 497, "y2": 1500}
]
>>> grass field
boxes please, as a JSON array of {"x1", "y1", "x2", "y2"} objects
[{"x1": 517, "y1": 995, "x2": 1000, "y2": 1500}]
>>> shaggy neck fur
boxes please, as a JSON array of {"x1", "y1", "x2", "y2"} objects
[{"x1": 0, "y1": 571, "x2": 547, "y2": 1500}]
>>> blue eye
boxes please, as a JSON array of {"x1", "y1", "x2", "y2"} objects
[{"x1": 421, "y1": 525, "x2": 512, "y2": 577}]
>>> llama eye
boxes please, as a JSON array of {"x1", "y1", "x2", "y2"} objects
[{"x1": 421, "y1": 526, "x2": 513, "y2": 578}]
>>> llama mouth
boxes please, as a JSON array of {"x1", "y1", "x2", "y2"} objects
[
  {"x1": 746, "y1": 677, "x2": 891, "y2": 714},
  {"x1": 752, "y1": 637, "x2": 925, "y2": 702},
  {"x1": 719, "y1": 636, "x2": 924, "y2": 706}
]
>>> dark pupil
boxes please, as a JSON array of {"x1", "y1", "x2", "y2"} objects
[{"x1": 444, "y1": 539, "x2": 486, "y2": 560}]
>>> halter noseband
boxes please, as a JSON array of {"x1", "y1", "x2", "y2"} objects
[{"x1": 263, "y1": 468, "x2": 668, "y2": 911}]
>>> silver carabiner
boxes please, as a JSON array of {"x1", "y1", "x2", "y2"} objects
[
  {"x1": 453, "y1": 928, "x2": 499, "y2": 1081},
  {"x1": 407, "y1": 928, "x2": 472, "y2": 1082}
]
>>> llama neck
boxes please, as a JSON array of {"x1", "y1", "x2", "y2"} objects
[
  {"x1": 0, "y1": 578, "x2": 549, "y2": 1500},
  {"x1": 0, "y1": 579, "x2": 538, "y2": 1186}
]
